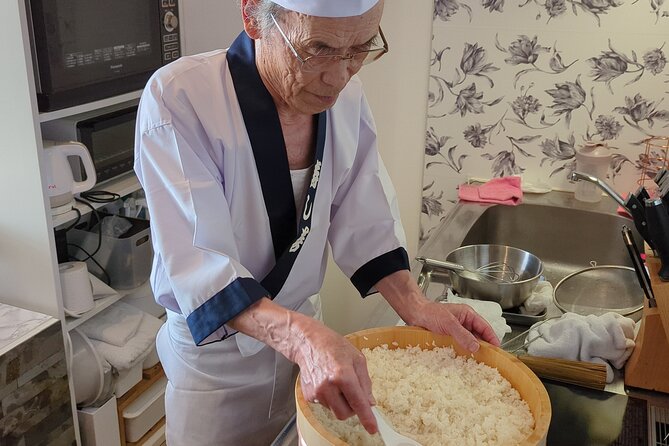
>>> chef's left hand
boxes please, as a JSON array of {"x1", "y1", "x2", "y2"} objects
[
  {"x1": 412, "y1": 301, "x2": 500, "y2": 351},
  {"x1": 377, "y1": 270, "x2": 499, "y2": 353}
]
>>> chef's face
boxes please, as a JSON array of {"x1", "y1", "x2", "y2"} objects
[{"x1": 257, "y1": 1, "x2": 384, "y2": 115}]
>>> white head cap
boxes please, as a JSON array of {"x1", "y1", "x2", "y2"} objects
[{"x1": 271, "y1": 0, "x2": 380, "y2": 17}]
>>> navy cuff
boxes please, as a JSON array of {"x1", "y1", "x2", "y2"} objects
[
  {"x1": 186, "y1": 277, "x2": 269, "y2": 345},
  {"x1": 350, "y1": 247, "x2": 410, "y2": 297}
]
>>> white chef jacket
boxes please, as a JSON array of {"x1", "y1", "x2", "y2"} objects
[{"x1": 134, "y1": 32, "x2": 409, "y2": 445}]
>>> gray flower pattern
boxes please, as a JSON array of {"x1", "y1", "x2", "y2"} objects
[
  {"x1": 452, "y1": 83, "x2": 485, "y2": 116},
  {"x1": 540, "y1": 134, "x2": 577, "y2": 176},
  {"x1": 511, "y1": 94, "x2": 541, "y2": 120},
  {"x1": 519, "y1": 0, "x2": 624, "y2": 26},
  {"x1": 481, "y1": 150, "x2": 525, "y2": 177},
  {"x1": 422, "y1": 0, "x2": 668, "y2": 242},
  {"x1": 643, "y1": 48, "x2": 667, "y2": 75},
  {"x1": 482, "y1": 0, "x2": 505, "y2": 12},
  {"x1": 545, "y1": 76, "x2": 594, "y2": 126},
  {"x1": 504, "y1": 36, "x2": 548, "y2": 65},
  {"x1": 614, "y1": 93, "x2": 669, "y2": 128},
  {"x1": 594, "y1": 115, "x2": 624, "y2": 140},
  {"x1": 463, "y1": 123, "x2": 489, "y2": 148},
  {"x1": 587, "y1": 40, "x2": 655, "y2": 92},
  {"x1": 545, "y1": 0, "x2": 567, "y2": 18},
  {"x1": 434, "y1": 0, "x2": 472, "y2": 22},
  {"x1": 496, "y1": 35, "x2": 576, "y2": 87}
]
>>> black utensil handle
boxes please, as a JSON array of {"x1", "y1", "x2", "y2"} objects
[
  {"x1": 625, "y1": 195, "x2": 655, "y2": 250},
  {"x1": 621, "y1": 225, "x2": 655, "y2": 304},
  {"x1": 645, "y1": 198, "x2": 669, "y2": 281}
]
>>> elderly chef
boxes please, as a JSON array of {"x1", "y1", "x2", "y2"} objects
[{"x1": 134, "y1": 0, "x2": 499, "y2": 444}]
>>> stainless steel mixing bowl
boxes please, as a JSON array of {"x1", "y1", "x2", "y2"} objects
[{"x1": 445, "y1": 244, "x2": 544, "y2": 309}]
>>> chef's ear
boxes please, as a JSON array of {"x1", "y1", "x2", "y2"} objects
[{"x1": 240, "y1": 0, "x2": 263, "y2": 40}]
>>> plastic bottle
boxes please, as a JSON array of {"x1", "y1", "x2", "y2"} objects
[{"x1": 574, "y1": 142, "x2": 612, "y2": 203}]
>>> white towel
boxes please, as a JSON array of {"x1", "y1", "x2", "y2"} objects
[
  {"x1": 90, "y1": 312, "x2": 164, "y2": 370},
  {"x1": 520, "y1": 281, "x2": 553, "y2": 315},
  {"x1": 527, "y1": 312, "x2": 636, "y2": 383},
  {"x1": 89, "y1": 273, "x2": 118, "y2": 300},
  {"x1": 444, "y1": 290, "x2": 512, "y2": 343},
  {"x1": 79, "y1": 301, "x2": 143, "y2": 347}
]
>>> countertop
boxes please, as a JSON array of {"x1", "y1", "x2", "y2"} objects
[{"x1": 0, "y1": 302, "x2": 58, "y2": 356}]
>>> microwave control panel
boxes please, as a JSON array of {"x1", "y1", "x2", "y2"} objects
[{"x1": 160, "y1": 0, "x2": 181, "y2": 63}]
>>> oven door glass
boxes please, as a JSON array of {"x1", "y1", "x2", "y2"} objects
[
  {"x1": 78, "y1": 107, "x2": 137, "y2": 183},
  {"x1": 31, "y1": 0, "x2": 162, "y2": 93}
]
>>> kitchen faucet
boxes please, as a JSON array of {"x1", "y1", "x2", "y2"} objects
[
  {"x1": 569, "y1": 170, "x2": 655, "y2": 250},
  {"x1": 568, "y1": 171, "x2": 627, "y2": 208}
]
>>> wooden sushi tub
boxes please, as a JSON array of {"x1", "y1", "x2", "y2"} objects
[{"x1": 295, "y1": 326, "x2": 551, "y2": 445}]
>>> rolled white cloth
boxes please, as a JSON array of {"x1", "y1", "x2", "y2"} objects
[
  {"x1": 520, "y1": 281, "x2": 553, "y2": 315},
  {"x1": 527, "y1": 312, "x2": 636, "y2": 383},
  {"x1": 444, "y1": 289, "x2": 512, "y2": 343}
]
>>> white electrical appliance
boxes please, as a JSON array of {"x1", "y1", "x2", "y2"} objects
[{"x1": 42, "y1": 140, "x2": 96, "y2": 215}]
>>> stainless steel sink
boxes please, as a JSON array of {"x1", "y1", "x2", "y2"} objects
[
  {"x1": 414, "y1": 190, "x2": 645, "y2": 322},
  {"x1": 459, "y1": 204, "x2": 639, "y2": 286},
  {"x1": 365, "y1": 189, "x2": 645, "y2": 330}
]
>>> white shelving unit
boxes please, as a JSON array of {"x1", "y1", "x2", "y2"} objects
[
  {"x1": 66, "y1": 280, "x2": 151, "y2": 331},
  {"x1": 39, "y1": 90, "x2": 142, "y2": 123}
]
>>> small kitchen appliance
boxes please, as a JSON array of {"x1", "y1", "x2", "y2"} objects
[
  {"x1": 26, "y1": 0, "x2": 181, "y2": 111},
  {"x1": 42, "y1": 104, "x2": 137, "y2": 184},
  {"x1": 43, "y1": 140, "x2": 96, "y2": 215}
]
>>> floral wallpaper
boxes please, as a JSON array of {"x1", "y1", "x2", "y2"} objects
[{"x1": 421, "y1": 0, "x2": 669, "y2": 241}]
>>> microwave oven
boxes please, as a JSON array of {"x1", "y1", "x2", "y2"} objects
[
  {"x1": 26, "y1": 0, "x2": 181, "y2": 112},
  {"x1": 42, "y1": 104, "x2": 137, "y2": 183}
]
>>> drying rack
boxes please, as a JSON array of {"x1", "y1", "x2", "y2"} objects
[{"x1": 637, "y1": 136, "x2": 669, "y2": 196}]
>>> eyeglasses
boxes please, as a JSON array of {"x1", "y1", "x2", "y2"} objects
[{"x1": 270, "y1": 14, "x2": 388, "y2": 73}]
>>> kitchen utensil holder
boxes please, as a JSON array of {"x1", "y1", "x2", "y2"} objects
[
  {"x1": 624, "y1": 255, "x2": 669, "y2": 393},
  {"x1": 637, "y1": 136, "x2": 669, "y2": 195}
]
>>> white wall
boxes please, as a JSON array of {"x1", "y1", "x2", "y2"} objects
[
  {"x1": 178, "y1": 0, "x2": 432, "y2": 334},
  {"x1": 0, "y1": 0, "x2": 62, "y2": 318},
  {"x1": 181, "y1": 0, "x2": 243, "y2": 55},
  {"x1": 320, "y1": 1, "x2": 432, "y2": 334}
]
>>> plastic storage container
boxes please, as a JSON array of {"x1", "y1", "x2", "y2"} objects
[
  {"x1": 115, "y1": 362, "x2": 144, "y2": 398},
  {"x1": 68, "y1": 213, "x2": 152, "y2": 289},
  {"x1": 77, "y1": 396, "x2": 122, "y2": 446},
  {"x1": 122, "y1": 376, "x2": 167, "y2": 443},
  {"x1": 574, "y1": 142, "x2": 612, "y2": 203}
]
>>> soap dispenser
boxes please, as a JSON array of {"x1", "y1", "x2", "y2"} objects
[{"x1": 574, "y1": 142, "x2": 612, "y2": 203}]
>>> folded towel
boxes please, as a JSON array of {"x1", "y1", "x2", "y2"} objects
[
  {"x1": 520, "y1": 281, "x2": 553, "y2": 316},
  {"x1": 459, "y1": 176, "x2": 523, "y2": 205},
  {"x1": 89, "y1": 273, "x2": 118, "y2": 300},
  {"x1": 527, "y1": 312, "x2": 636, "y2": 383},
  {"x1": 444, "y1": 289, "x2": 512, "y2": 343},
  {"x1": 90, "y1": 311, "x2": 164, "y2": 370},
  {"x1": 79, "y1": 301, "x2": 143, "y2": 347}
]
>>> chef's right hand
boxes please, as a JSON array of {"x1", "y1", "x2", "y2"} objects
[{"x1": 290, "y1": 317, "x2": 378, "y2": 435}]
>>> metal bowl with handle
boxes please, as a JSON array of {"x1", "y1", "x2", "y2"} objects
[{"x1": 443, "y1": 244, "x2": 543, "y2": 309}]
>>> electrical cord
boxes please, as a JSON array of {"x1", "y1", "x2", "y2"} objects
[
  {"x1": 67, "y1": 242, "x2": 112, "y2": 286},
  {"x1": 80, "y1": 190, "x2": 121, "y2": 203},
  {"x1": 65, "y1": 190, "x2": 122, "y2": 286},
  {"x1": 74, "y1": 197, "x2": 104, "y2": 258},
  {"x1": 60, "y1": 207, "x2": 82, "y2": 232}
]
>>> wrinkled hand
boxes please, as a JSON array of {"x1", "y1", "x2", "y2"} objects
[
  {"x1": 415, "y1": 301, "x2": 500, "y2": 352},
  {"x1": 292, "y1": 321, "x2": 378, "y2": 434}
]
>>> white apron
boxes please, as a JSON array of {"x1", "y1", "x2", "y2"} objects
[{"x1": 158, "y1": 296, "x2": 320, "y2": 446}]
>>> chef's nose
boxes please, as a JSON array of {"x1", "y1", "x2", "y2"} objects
[{"x1": 320, "y1": 59, "x2": 357, "y2": 91}]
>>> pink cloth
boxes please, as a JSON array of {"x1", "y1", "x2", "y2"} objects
[
  {"x1": 617, "y1": 193, "x2": 632, "y2": 218},
  {"x1": 458, "y1": 176, "x2": 523, "y2": 205}
]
